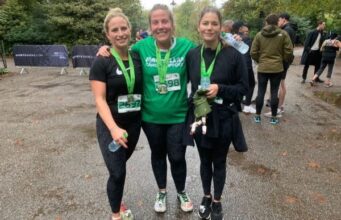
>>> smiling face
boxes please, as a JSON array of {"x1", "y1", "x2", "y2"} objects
[
  {"x1": 106, "y1": 16, "x2": 131, "y2": 51},
  {"x1": 149, "y1": 9, "x2": 174, "y2": 48},
  {"x1": 198, "y1": 12, "x2": 221, "y2": 46}
]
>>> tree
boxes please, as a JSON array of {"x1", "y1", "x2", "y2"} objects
[
  {"x1": 47, "y1": 0, "x2": 142, "y2": 48},
  {"x1": 174, "y1": 0, "x2": 211, "y2": 44}
]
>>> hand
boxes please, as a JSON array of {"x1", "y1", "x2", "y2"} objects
[
  {"x1": 206, "y1": 84, "x2": 219, "y2": 99},
  {"x1": 233, "y1": 34, "x2": 242, "y2": 41},
  {"x1": 110, "y1": 127, "x2": 128, "y2": 148},
  {"x1": 96, "y1": 45, "x2": 111, "y2": 57}
]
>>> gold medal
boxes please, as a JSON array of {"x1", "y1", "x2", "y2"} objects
[{"x1": 158, "y1": 84, "x2": 168, "y2": 94}]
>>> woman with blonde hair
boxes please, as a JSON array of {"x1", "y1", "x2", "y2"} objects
[{"x1": 89, "y1": 8, "x2": 142, "y2": 220}]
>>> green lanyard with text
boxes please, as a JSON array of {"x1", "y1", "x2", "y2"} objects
[
  {"x1": 110, "y1": 48, "x2": 135, "y2": 95},
  {"x1": 200, "y1": 42, "x2": 222, "y2": 78},
  {"x1": 156, "y1": 46, "x2": 171, "y2": 84}
]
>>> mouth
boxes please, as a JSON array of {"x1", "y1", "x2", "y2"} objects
[
  {"x1": 116, "y1": 38, "x2": 128, "y2": 43},
  {"x1": 154, "y1": 30, "x2": 168, "y2": 36}
]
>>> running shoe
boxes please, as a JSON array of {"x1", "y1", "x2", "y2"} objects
[
  {"x1": 198, "y1": 196, "x2": 212, "y2": 219},
  {"x1": 177, "y1": 191, "x2": 193, "y2": 212},
  {"x1": 154, "y1": 191, "x2": 167, "y2": 213}
]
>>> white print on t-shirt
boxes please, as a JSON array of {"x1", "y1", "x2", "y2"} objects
[
  {"x1": 116, "y1": 67, "x2": 131, "y2": 75},
  {"x1": 116, "y1": 68, "x2": 123, "y2": 75},
  {"x1": 145, "y1": 57, "x2": 185, "y2": 68}
]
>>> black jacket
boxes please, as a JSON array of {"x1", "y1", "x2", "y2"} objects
[
  {"x1": 183, "y1": 45, "x2": 248, "y2": 151},
  {"x1": 300, "y1": 29, "x2": 326, "y2": 64},
  {"x1": 282, "y1": 23, "x2": 296, "y2": 46}
]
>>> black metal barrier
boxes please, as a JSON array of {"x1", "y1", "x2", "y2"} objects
[{"x1": 13, "y1": 45, "x2": 69, "y2": 74}]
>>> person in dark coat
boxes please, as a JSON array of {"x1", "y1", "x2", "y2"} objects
[
  {"x1": 185, "y1": 6, "x2": 248, "y2": 220},
  {"x1": 300, "y1": 20, "x2": 326, "y2": 83}
]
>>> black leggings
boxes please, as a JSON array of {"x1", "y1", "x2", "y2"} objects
[
  {"x1": 96, "y1": 116, "x2": 141, "y2": 213},
  {"x1": 197, "y1": 145, "x2": 229, "y2": 201},
  {"x1": 142, "y1": 122, "x2": 187, "y2": 193},
  {"x1": 316, "y1": 60, "x2": 335, "y2": 79},
  {"x1": 256, "y1": 72, "x2": 282, "y2": 116}
]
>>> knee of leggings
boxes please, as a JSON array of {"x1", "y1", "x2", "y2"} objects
[
  {"x1": 168, "y1": 153, "x2": 185, "y2": 165},
  {"x1": 109, "y1": 169, "x2": 126, "y2": 182}
]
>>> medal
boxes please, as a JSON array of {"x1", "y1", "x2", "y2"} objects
[
  {"x1": 200, "y1": 43, "x2": 221, "y2": 89},
  {"x1": 200, "y1": 76, "x2": 210, "y2": 90},
  {"x1": 127, "y1": 94, "x2": 135, "y2": 103},
  {"x1": 158, "y1": 84, "x2": 168, "y2": 94},
  {"x1": 110, "y1": 48, "x2": 135, "y2": 99},
  {"x1": 156, "y1": 44, "x2": 171, "y2": 94}
]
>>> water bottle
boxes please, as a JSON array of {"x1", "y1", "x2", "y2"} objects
[
  {"x1": 108, "y1": 132, "x2": 128, "y2": 153},
  {"x1": 108, "y1": 140, "x2": 121, "y2": 152},
  {"x1": 222, "y1": 32, "x2": 249, "y2": 54}
]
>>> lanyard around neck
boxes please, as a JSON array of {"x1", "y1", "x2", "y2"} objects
[
  {"x1": 110, "y1": 48, "x2": 135, "y2": 94},
  {"x1": 156, "y1": 46, "x2": 171, "y2": 84},
  {"x1": 200, "y1": 42, "x2": 221, "y2": 78}
]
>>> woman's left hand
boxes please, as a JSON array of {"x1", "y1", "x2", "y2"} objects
[{"x1": 206, "y1": 84, "x2": 219, "y2": 99}]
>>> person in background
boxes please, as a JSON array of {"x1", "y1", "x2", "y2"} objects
[
  {"x1": 310, "y1": 33, "x2": 340, "y2": 87},
  {"x1": 96, "y1": 3, "x2": 195, "y2": 214},
  {"x1": 300, "y1": 20, "x2": 326, "y2": 83},
  {"x1": 89, "y1": 8, "x2": 142, "y2": 220},
  {"x1": 221, "y1": 19, "x2": 234, "y2": 34},
  {"x1": 264, "y1": 12, "x2": 296, "y2": 118},
  {"x1": 185, "y1": 6, "x2": 248, "y2": 220},
  {"x1": 233, "y1": 22, "x2": 256, "y2": 114},
  {"x1": 251, "y1": 14, "x2": 293, "y2": 125}
]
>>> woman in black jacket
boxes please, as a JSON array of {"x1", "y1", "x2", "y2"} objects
[{"x1": 185, "y1": 6, "x2": 248, "y2": 220}]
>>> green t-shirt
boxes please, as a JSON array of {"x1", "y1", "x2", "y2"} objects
[{"x1": 132, "y1": 37, "x2": 195, "y2": 124}]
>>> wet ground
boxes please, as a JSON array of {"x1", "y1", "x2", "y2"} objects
[{"x1": 0, "y1": 48, "x2": 340, "y2": 220}]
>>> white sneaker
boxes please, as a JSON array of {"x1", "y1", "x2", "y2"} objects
[
  {"x1": 243, "y1": 105, "x2": 256, "y2": 114},
  {"x1": 264, "y1": 109, "x2": 282, "y2": 118},
  {"x1": 248, "y1": 106, "x2": 256, "y2": 114},
  {"x1": 242, "y1": 106, "x2": 250, "y2": 113},
  {"x1": 154, "y1": 192, "x2": 167, "y2": 213}
]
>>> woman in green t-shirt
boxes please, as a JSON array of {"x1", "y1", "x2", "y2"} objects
[{"x1": 98, "y1": 3, "x2": 194, "y2": 214}]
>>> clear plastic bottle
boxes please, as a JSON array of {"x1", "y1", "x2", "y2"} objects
[
  {"x1": 222, "y1": 32, "x2": 249, "y2": 54},
  {"x1": 108, "y1": 132, "x2": 128, "y2": 152},
  {"x1": 108, "y1": 140, "x2": 121, "y2": 152}
]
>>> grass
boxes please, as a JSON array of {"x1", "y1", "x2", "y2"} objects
[{"x1": 0, "y1": 67, "x2": 8, "y2": 75}]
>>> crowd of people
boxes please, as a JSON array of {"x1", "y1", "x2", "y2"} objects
[{"x1": 89, "y1": 4, "x2": 340, "y2": 220}]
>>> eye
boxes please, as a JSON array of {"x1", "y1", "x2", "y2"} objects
[
  {"x1": 162, "y1": 19, "x2": 169, "y2": 25},
  {"x1": 111, "y1": 28, "x2": 119, "y2": 33}
]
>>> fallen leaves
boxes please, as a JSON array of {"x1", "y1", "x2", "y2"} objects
[
  {"x1": 307, "y1": 161, "x2": 321, "y2": 169},
  {"x1": 311, "y1": 192, "x2": 327, "y2": 204},
  {"x1": 284, "y1": 195, "x2": 299, "y2": 204}
]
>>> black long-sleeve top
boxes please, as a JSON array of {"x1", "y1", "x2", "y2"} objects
[{"x1": 184, "y1": 45, "x2": 249, "y2": 150}]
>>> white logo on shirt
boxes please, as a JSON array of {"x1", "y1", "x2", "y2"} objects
[
  {"x1": 116, "y1": 68, "x2": 122, "y2": 75},
  {"x1": 145, "y1": 57, "x2": 185, "y2": 68}
]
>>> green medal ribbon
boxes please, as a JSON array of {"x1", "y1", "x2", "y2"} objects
[
  {"x1": 110, "y1": 48, "x2": 135, "y2": 96},
  {"x1": 200, "y1": 42, "x2": 222, "y2": 78},
  {"x1": 156, "y1": 46, "x2": 171, "y2": 85}
]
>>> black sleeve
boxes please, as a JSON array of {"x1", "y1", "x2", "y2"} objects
[
  {"x1": 217, "y1": 51, "x2": 249, "y2": 103},
  {"x1": 89, "y1": 56, "x2": 108, "y2": 82}
]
